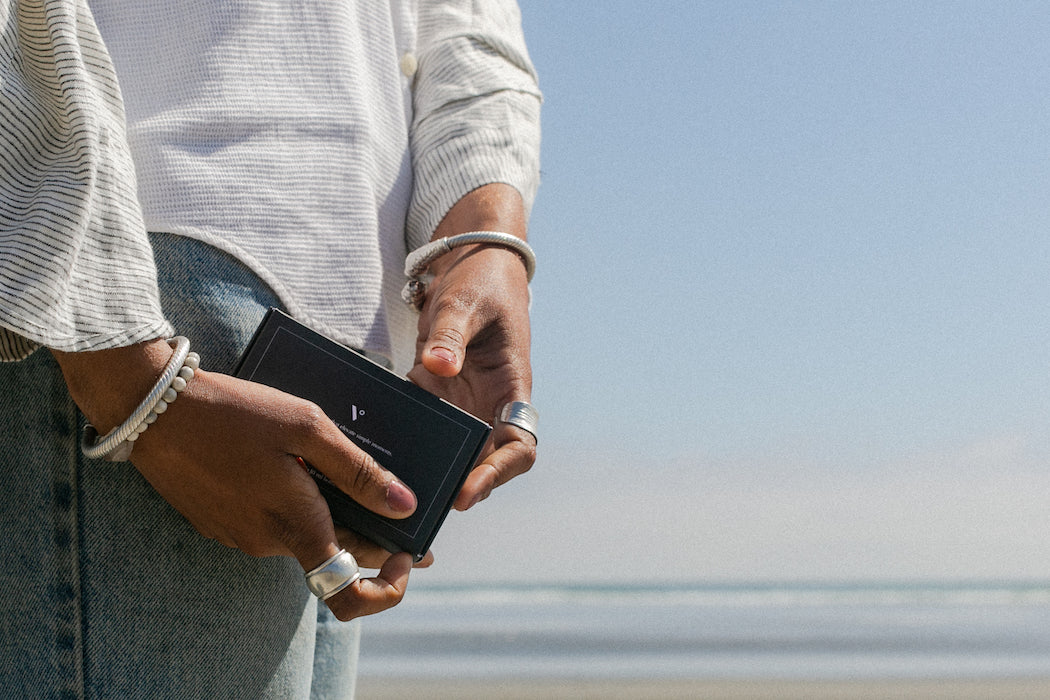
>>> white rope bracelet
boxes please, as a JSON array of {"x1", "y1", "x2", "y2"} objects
[
  {"x1": 401, "y1": 230, "x2": 536, "y2": 309},
  {"x1": 81, "y1": 336, "x2": 201, "y2": 462}
]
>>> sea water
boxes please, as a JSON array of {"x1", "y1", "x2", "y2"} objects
[{"x1": 356, "y1": 582, "x2": 1050, "y2": 680}]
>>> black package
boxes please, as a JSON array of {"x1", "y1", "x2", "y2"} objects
[{"x1": 234, "y1": 308, "x2": 490, "y2": 560}]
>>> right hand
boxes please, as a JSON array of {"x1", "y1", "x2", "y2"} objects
[{"x1": 53, "y1": 338, "x2": 420, "y2": 620}]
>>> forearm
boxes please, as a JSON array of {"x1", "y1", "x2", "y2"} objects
[
  {"x1": 407, "y1": 0, "x2": 542, "y2": 252},
  {"x1": 430, "y1": 183, "x2": 528, "y2": 242}
]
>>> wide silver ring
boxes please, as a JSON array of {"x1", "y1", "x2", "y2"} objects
[
  {"x1": 497, "y1": 401, "x2": 539, "y2": 444},
  {"x1": 304, "y1": 549, "x2": 361, "y2": 601}
]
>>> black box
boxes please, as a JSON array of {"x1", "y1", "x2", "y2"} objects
[{"x1": 234, "y1": 309, "x2": 490, "y2": 560}]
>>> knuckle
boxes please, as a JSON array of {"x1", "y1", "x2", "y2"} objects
[
  {"x1": 347, "y1": 452, "x2": 384, "y2": 496},
  {"x1": 517, "y1": 441, "x2": 537, "y2": 471},
  {"x1": 332, "y1": 606, "x2": 355, "y2": 622},
  {"x1": 429, "y1": 325, "x2": 467, "y2": 351},
  {"x1": 327, "y1": 594, "x2": 365, "y2": 621},
  {"x1": 378, "y1": 586, "x2": 407, "y2": 613},
  {"x1": 262, "y1": 506, "x2": 299, "y2": 546},
  {"x1": 260, "y1": 497, "x2": 328, "y2": 556},
  {"x1": 292, "y1": 399, "x2": 330, "y2": 435},
  {"x1": 498, "y1": 427, "x2": 537, "y2": 468}
]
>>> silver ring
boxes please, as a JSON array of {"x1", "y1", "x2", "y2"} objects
[
  {"x1": 497, "y1": 401, "x2": 539, "y2": 444},
  {"x1": 304, "y1": 549, "x2": 361, "y2": 601}
]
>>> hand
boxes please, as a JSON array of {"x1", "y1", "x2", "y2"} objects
[
  {"x1": 54, "y1": 340, "x2": 421, "y2": 620},
  {"x1": 405, "y1": 184, "x2": 538, "y2": 510}
]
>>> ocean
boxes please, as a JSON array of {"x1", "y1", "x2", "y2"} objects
[{"x1": 356, "y1": 582, "x2": 1050, "y2": 681}]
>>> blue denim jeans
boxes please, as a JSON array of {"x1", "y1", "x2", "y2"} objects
[{"x1": 0, "y1": 233, "x2": 359, "y2": 699}]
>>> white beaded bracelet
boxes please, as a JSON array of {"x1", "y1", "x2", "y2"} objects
[
  {"x1": 401, "y1": 230, "x2": 536, "y2": 309},
  {"x1": 81, "y1": 336, "x2": 201, "y2": 462}
]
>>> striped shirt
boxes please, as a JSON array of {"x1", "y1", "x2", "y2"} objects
[{"x1": 0, "y1": 0, "x2": 542, "y2": 370}]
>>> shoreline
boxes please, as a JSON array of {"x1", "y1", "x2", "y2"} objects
[{"x1": 356, "y1": 677, "x2": 1050, "y2": 700}]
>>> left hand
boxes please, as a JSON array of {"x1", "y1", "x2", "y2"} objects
[{"x1": 406, "y1": 185, "x2": 537, "y2": 510}]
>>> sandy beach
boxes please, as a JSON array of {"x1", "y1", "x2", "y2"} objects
[{"x1": 356, "y1": 677, "x2": 1050, "y2": 699}]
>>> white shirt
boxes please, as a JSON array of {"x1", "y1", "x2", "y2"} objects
[{"x1": 0, "y1": 0, "x2": 541, "y2": 371}]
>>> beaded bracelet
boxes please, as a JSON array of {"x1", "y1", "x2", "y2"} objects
[
  {"x1": 401, "y1": 231, "x2": 536, "y2": 309},
  {"x1": 81, "y1": 336, "x2": 201, "y2": 462}
]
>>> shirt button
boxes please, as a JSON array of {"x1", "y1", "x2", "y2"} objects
[{"x1": 399, "y1": 52, "x2": 418, "y2": 77}]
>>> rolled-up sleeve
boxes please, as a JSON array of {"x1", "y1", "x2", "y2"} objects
[
  {"x1": 407, "y1": 0, "x2": 543, "y2": 250},
  {"x1": 0, "y1": 0, "x2": 171, "y2": 361}
]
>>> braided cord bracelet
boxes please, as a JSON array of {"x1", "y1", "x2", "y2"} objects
[
  {"x1": 81, "y1": 336, "x2": 201, "y2": 462},
  {"x1": 401, "y1": 230, "x2": 536, "y2": 309}
]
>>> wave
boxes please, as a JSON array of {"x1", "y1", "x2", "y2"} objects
[
  {"x1": 359, "y1": 580, "x2": 1050, "y2": 680},
  {"x1": 404, "y1": 580, "x2": 1050, "y2": 608}
]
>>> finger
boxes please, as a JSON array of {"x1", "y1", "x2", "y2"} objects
[
  {"x1": 325, "y1": 552, "x2": 414, "y2": 621},
  {"x1": 289, "y1": 524, "x2": 401, "y2": 622},
  {"x1": 293, "y1": 415, "x2": 417, "y2": 519},
  {"x1": 417, "y1": 300, "x2": 485, "y2": 378},
  {"x1": 278, "y1": 501, "x2": 344, "y2": 576},
  {"x1": 454, "y1": 428, "x2": 536, "y2": 510}
]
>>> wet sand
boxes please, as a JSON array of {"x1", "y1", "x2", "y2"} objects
[{"x1": 356, "y1": 677, "x2": 1050, "y2": 699}]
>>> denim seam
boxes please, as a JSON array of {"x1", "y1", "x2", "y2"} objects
[{"x1": 56, "y1": 399, "x2": 86, "y2": 698}]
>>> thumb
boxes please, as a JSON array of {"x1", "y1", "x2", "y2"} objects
[
  {"x1": 292, "y1": 406, "x2": 417, "y2": 519},
  {"x1": 420, "y1": 310, "x2": 472, "y2": 378}
]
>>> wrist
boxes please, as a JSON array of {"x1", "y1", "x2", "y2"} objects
[
  {"x1": 403, "y1": 231, "x2": 534, "y2": 309},
  {"x1": 52, "y1": 338, "x2": 174, "y2": 434}
]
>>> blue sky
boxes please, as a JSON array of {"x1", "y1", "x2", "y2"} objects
[{"x1": 422, "y1": 1, "x2": 1050, "y2": 584}]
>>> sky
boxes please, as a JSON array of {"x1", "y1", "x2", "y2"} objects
[{"x1": 419, "y1": 1, "x2": 1050, "y2": 585}]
